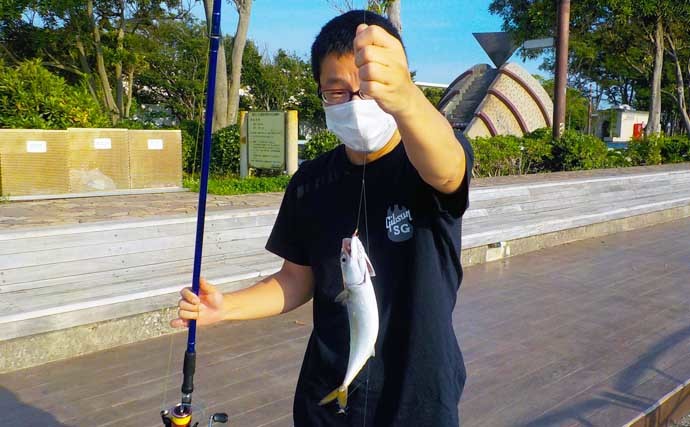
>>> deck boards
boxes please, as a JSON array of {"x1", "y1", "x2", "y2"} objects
[{"x1": 2, "y1": 217, "x2": 690, "y2": 426}]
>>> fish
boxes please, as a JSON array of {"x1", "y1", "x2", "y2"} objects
[{"x1": 319, "y1": 233, "x2": 379, "y2": 413}]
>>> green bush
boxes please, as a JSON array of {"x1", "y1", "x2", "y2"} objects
[
  {"x1": 181, "y1": 123, "x2": 240, "y2": 175},
  {"x1": 521, "y1": 128, "x2": 554, "y2": 174},
  {"x1": 469, "y1": 129, "x2": 554, "y2": 177},
  {"x1": 304, "y1": 129, "x2": 339, "y2": 160},
  {"x1": 628, "y1": 135, "x2": 663, "y2": 166},
  {"x1": 210, "y1": 125, "x2": 241, "y2": 175},
  {"x1": 470, "y1": 135, "x2": 522, "y2": 177},
  {"x1": 180, "y1": 120, "x2": 203, "y2": 174},
  {"x1": 552, "y1": 130, "x2": 608, "y2": 170},
  {"x1": 605, "y1": 149, "x2": 633, "y2": 168},
  {"x1": 659, "y1": 135, "x2": 690, "y2": 164},
  {"x1": 0, "y1": 60, "x2": 109, "y2": 129},
  {"x1": 184, "y1": 175, "x2": 290, "y2": 195}
]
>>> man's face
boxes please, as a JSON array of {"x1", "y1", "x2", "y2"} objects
[{"x1": 319, "y1": 52, "x2": 363, "y2": 105}]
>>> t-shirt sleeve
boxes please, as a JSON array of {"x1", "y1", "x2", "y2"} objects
[
  {"x1": 432, "y1": 131, "x2": 474, "y2": 218},
  {"x1": 265, "y1": 173, "x2": 310, "y2": 266}
]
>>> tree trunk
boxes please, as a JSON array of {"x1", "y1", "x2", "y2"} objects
[
  {"x1": 667, "y1": 34, "x2": 690, "y2": 135},
  {"x1": 227, "y1": 0, "x2": 253, "y2": 126},
  {"x1": 204, "y1": 0, "x2": 229, "y2": 131},
  {"x1": 645, "y1": 16, "x2": 664, "y2": 136},
  {"x1": 125, "y1": 68, "x2": 134, "y2": 118},
  {"x1": 386, "y1": 0, "x2": 402, "y2": 34},
  {"x1": 75, "y1": 35, "x2": 99, "y2": 105},
  {"x1": 87, "y1": 0, "x2": 118, "y2": 123},
  {"x1": 115, "y1": 0, "x2": 126, "y2": 119}
]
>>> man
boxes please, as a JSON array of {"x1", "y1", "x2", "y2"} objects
[{"x1": 172, "y1": 10, "x2": 474, "y2": 426}]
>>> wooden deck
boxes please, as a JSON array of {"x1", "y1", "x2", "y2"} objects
[{"x1": 2, "y1": 217, "x2": 690, "y2": 426}]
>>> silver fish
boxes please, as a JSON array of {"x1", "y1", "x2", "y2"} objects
[{"x1": 319, "y1": 233, "x2": 379, "y2": 412}]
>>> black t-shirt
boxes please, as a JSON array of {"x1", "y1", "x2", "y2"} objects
[{"x1": 266, "y1": 135, "x2": 474, "y2": 427}]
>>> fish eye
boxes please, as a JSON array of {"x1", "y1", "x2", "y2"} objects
[{"x1": 341, "y1": 256, "x2": 347, "y2": 263}]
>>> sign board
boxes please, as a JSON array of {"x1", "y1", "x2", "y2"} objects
[
  {"x1": 26, "y1": 140, "x2": 47, "y2": 153},
  {"x1": 93, "y1": 138, "x2": 112, "y2": 150},
  {"x1": 147, "y1": 139, "x2": 164, "y2": 150},
  {"x1": 247, "y1": 112, "x2": 285, "y2": 169},
  {"x1": 523, "y1": 37, "x2": 555, "y2": 50}
]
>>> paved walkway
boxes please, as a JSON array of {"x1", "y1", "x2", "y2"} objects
[
  {"x1": 1, "y1": 164, "x2": 687, "y2": 229},
  {"x1": 2, "y1": 216, "x2": 689, "y2": 426}
]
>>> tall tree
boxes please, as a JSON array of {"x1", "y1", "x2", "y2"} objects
[
  {"x1": 227, "y1": 0, "x2": 252, "y2": 125},
  {"x1": 203, "y1": 0, "x2": 228, "y2": 131},
  {"x1": 664, "y1": 7, "x2": 690, "y2": 134}
]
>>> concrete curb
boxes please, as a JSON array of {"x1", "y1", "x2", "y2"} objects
[
  {"x1": 2, "y1": 205, "x2": 690, "y2": 373},
  {"x1": 7, "y1": 187, "x2": 187, "y2": 201}
]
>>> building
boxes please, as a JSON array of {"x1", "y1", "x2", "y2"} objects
[{"x1": 593, "y1": 106, "x2": 648, "y2": 143}]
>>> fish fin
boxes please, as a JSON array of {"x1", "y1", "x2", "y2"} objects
[
  {"x1": 363, "y1": 253, "x2": 376, "y2": 277},
  {"x1": 319, "y1": 385, "x2": 348, "y2": 412},
  {"x1": 334, "y1": 289, "x2": 349, "y2": 305}
]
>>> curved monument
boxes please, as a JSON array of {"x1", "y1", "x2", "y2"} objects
[{"x1": 439, "y1": 62, "x2": 553, "y2": 138}]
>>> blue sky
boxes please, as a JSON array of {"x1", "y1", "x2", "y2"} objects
[{"x1": 192, "y1": 0, "x2": 548, "y2": 84}]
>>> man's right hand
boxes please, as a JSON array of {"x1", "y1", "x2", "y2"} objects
[{"x1": 170, "y1": 277, "x2": 225, "y2": 328}]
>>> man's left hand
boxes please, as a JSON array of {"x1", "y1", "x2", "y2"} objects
[{"x1": 354, "y1": 24, "x2": 416, "y2": 116}]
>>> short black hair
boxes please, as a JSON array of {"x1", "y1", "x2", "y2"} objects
[{"x1": 310, "y1": 10, "x2": 403, "y2": 84}]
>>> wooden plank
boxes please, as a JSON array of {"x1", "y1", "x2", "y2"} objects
[
  {"x1": 0, "y1": 257, "x2": 281, "y2": 323},
  {"x1": 1, "y1": 236, "x2": 269, "y2": 285},
  {"x1": 468, "y1": 183, "x2": 690, "y2": 226},
  {"x1": 0, "y1": 207, "x2": 279, "y2": 242},
  {"x1": 0, "y1": 243, "x2": 271, "y2": 294},
  {"x1": 0, "y1": 225, "x2": 274, "y2": 270},
  {"x1": 0, "y1": 211, "x2": 278, "y2": 256},
  {"x1": 462, "y1": 196, "x2": 690, "y2": 248}
]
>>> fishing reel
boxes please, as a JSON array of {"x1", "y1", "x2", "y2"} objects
[{"x1": 160, "y1": 404, "x2": 228, "y2": 427}]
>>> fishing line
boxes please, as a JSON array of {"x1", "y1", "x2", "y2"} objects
[{"x1": 359, "y1": 6, "x2": 371, "y2": 427}]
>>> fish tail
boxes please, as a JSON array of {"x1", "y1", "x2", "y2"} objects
[{"x1": 319, "y1": 385, "x2": 348, "y2": 411}]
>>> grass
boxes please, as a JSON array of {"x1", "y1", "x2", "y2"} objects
[{"x1": 183, "y1": 174, "x2": 290, "y2": 196}]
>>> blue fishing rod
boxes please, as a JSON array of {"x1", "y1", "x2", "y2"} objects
[{"x1": 160, "y1": 0, "x2": 228, "y2": 426}]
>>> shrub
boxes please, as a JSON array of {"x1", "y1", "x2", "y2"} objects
[
  {"x1": 659, "y1": 135, "x2": 690, "y2": 164},
  {"x1": 552, "y1": 130, "x2": 608, "y2": 170},
  {"x1": 605, "y1": 149, "x2": 633, "y2": 168},
  {"x1": 0, "y1": 60, "x2": 109, "y2": 129},
  {"x1": 180, "y1": 120, "x2": 204, "y2": 174},
  {"x1": 521, "y1": 128, "x2": 554, "y2": 174},
  {"x1": 470, "y1": 135, "x2": 522, "y2": 177},
  {"x1": 210, "y1": 125, "x2": 241, "y2": 175},
  {"x1": 628, "y1": 135, "x2": 663, "y2": 166},
  {"x1": 181, "y1": 123, "x2": 240, "y2": 175},
  {"x1": 304, "y1": 129, "x2": 339, "y2": 160}
]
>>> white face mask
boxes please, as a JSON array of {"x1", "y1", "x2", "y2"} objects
[{"x1": 324, "y1": 99, "x2": 398, "y2": 153}]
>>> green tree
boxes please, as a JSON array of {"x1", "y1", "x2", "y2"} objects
[
  {"x1": 134, "y1": 18, "x2": 208, "y2": 122},
  {"x1": 0, "y1": 59, "x2": 109, "y2": 128},
  {"x1": 1, "y1": 0, "x2": 188, "y2": 123},
  {"x1": 489, "y1": 0, "x2": 690, "y2": 136},
  {"x1": 240, "y1": 45, "x2": 324, "y2": 134}
]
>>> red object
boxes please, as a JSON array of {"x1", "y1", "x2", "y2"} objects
[{"x1": 633, "y1": 123, "x2": 644, "y2": 139}]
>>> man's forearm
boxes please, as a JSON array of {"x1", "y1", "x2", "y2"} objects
[
  {"x1": 394, "y1": 85, "x2": 466, "y2": 194},
  {"x1": 222, "y1": 269, "x2": 313, "y2": 321}
]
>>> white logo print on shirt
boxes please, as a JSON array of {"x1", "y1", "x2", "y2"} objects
[{"x1": 386, "y1": 205, "x2": 414, "y2": 242}]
